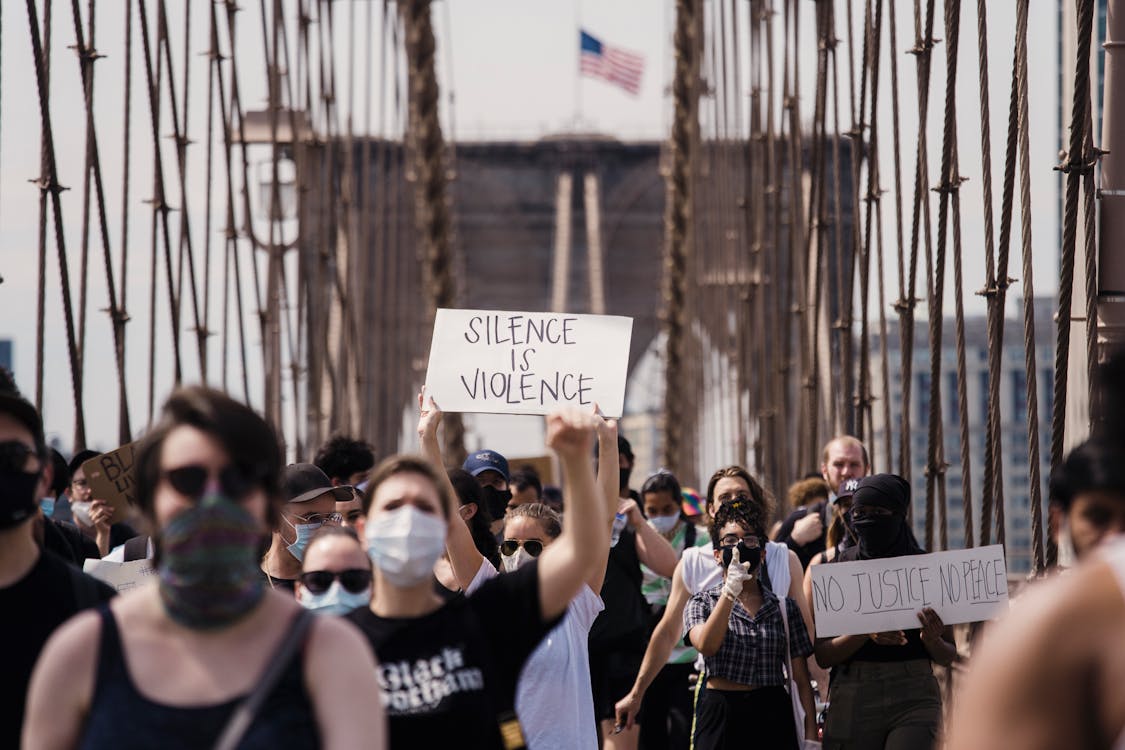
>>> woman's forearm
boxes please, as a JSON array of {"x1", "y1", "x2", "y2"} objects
[{"x1": 690, "y1": 596, "x2": 734, "y2": 657}]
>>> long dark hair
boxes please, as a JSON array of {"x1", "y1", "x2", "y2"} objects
[{"x1": 448, "y1": 468, "x2": 501, "y2": 568}]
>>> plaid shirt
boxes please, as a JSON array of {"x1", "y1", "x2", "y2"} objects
[{"x1": 683, "y1": 582, "x2": 814, "y2": 687}]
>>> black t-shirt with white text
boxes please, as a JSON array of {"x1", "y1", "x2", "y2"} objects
[{"x1": 346, "y1": 560, "x2": 555, "y2": 749}]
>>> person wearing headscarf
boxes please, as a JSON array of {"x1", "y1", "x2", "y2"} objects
[{"x1": 810, "y1": 474, "x2": 957, "y2": 750}]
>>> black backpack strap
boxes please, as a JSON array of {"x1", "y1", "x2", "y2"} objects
[
  {"x1": 213, "y1": 610, "x2": 314, "y2": 750},
  {"x1": 123, "y1": 535, "x2": 150, "y2": 562}
]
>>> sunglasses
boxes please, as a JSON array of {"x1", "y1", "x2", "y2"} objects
[
  {"x1": 500, "y1": 539, "x2": 544, "y2": 558},
  {"x1": 163, "y1": 464, "x2": 259, "y2": 501},
  {"x1": 0, "y1": 441, "x2": 39, "y2": 473},
  {"x1": 299, "y1": 568, "x2": 372, "y2": 595}
]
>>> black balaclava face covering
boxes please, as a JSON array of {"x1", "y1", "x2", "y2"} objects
[
  {"x1": 0, "y1": 441, "x2": 42, "y2": 529},
  {"x1": 851, "y1": 474, "x2": 922, "y2": 559},
  {"x1": 479, "y1": 485, "x2": 512, "y2": 521}
]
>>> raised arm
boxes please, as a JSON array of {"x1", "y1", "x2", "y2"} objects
[
  {"x1": 536, "y1": 409, "x2": 605, "y2": 621},
  {"x1": 624, "y1": 498, "x2": 678, "y2": 578},
  {"x1": 687, "y1": 546, "x2": 751, "y2": 656},
  {"x1": 615, "y1": 559, "x2": 692, "y2": 730},
  {"x1": 589, "y1": 412, "x2": 621, "y2": 592},
  {"x1": 417, "y1": 392, "x2": 485, "y2": 590}
]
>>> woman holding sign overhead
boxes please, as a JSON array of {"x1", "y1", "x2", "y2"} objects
[{"x1": 807, "y1": 474, "x2": 956, "y2": 750}]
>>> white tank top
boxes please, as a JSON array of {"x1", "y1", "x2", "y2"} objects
[{"x1": 680, "y1": 540, "x2": 791, "y2": 597}]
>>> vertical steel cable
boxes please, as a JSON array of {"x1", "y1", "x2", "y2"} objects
[
  {"x1": 1052, "y1": 0, "x2": 1096, "y2": 484},
  {"x1": 75, "y1": 0, "x2": 95, "y2": 396},
  {"x1": 1013, "y1": 0, "x2": 1045, "y2": 573},
  {"x1": 27, "y1": 0, "x2": 89, "y2": 448},
  {"x1": 33, "y1": 0, "x2": 53, "y2": 413},
  {"x1": 662, "y1": 0, "x2": 699, "y2": 476}
]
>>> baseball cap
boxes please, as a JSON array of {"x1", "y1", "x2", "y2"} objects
[
  {"x1": 283, "y1": 463, "x2": 355, "y2": 504},
  {"x1": 462, "y1": 450, "x2": 510, "y2": 483},
  {"x1": 834, "y1": 477, "x2": 861, "y2": 503}
]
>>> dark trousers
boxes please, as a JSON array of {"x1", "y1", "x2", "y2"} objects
[
  {"x1": 639, "y1": 662, "x2": 695, "y2": 750},
  {"x1": 692, "y1": 686, "x2": 798, "y2": 750},
  {"x1": 822, "y1": 659, "x2": 941, "y2": 750}
]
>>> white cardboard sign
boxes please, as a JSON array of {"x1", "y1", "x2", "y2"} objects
[
  {"x1": 83, "y1": 558, "x2": 157, "y2": 594},
  {"x1": 809, "y1": 544, "x2": 1009, "y2": 638},
  {"x1": 423, "y1": 309, "x2": 634, "y2": 417}
]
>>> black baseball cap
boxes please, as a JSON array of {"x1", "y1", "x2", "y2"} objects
[{"x1": 283, "y1": 463, "x2": 355, "y2": 504}]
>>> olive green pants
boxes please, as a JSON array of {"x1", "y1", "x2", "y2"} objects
[{"x1": 822, "y1": 659, "x2": 941, "y2": 750}]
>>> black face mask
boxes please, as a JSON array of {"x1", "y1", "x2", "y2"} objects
[
  {"x1": 721, "y1": 541, "x2": 761, "y2": 571},
  {"x1": 853, "y1": 515, "x2": 902, "y2": 557},
  {"x1": 0, "y1": 468, "x2": 41, "y2": 529},
  {"x1": 619, "y1": 467, "x2": 632, "y2": 492},
  {"x1": 479, "y1": 486, "x2": 512, "y2": 521}
]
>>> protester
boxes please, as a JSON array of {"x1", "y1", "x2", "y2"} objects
[
  {"x1": 592, "y1": 433, "x2": 679, "y2": 749},
  {"x1": 1047, "y1": 437, "x2": 1125, "y2": 565},
  {"x1": 448, "y1": 467, "x2": 501, "y2": 569},
  {"x1": 809, "y1": 474, "x2": 956, "y2": 750},
  {"x1": 776, "y1": 437, "x2": 869, "y2": 569},
  {"x1": 68, "y1": 449, "x2": 140, "y2": 556},
  {"x1": 23, "y1": 386, "x2": 384, "y2": 749},
  {"x1": 42, "y1": 447, "x2": 70, "y2": 520},
  {"x1": 0, "y1": 369, "x2": 115, "y2": 750},
  {"x1": 806, "y1": 477, "x2": 860, "y2": 567},
  {"x1": 297, "y1": 526, "x2": 373, "y2": 616},
  {"x1": 510, "y1": 468, "x2": 544, "y2": 509},
  {"x1": 261, "y1": 463, "x2": 350, "y2": 591},
  {"x1": 433, "y1": 399, "x2": 619, "y2": 749},
  {"x1": 684, "y1": 502, "x2": 817, "y2": 748},
  {"x1": 615, "y1": 465, "x2": 811, "y2": 738},
  {"x1": 636, "y1": 469, "x2": 710, "y2": 750},
  {"x1": 347, "y1": 405, "x2": 609, "y2": 748},
  {"x1": 463, "y1": 447, "x2": 513, "y2": 533},
  {"x1": 315, "y1": 436, "x2": 374, "y2": 534},
  {"x1": 315, "y1": 435, "x2": 376, "y2": 488}
]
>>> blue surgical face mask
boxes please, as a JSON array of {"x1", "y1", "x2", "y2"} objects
[
  {"x1": 284, "y1": 516, "x2": 323, "y2": 562},
  {"x1": 297, "y1": 579, "x2": 370, "y2": 615},
  {"x1": 40, "y1": 497, "x2": 56, "y2": 518}
]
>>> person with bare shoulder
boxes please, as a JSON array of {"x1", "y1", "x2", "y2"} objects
[
  {"x1": 23, "y1": 386, "x2": 384, "y2": 750},
  {"x1": 946, "y1": 435, "x2": 1125, "y2": 750}
]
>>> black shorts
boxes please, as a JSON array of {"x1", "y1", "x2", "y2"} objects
[
  {"x1": 693, "y1": 686, "x2": 798, "y2": 750},
  {"x1": 588, "y1": 644, "x2": 645, "y2": 722}
]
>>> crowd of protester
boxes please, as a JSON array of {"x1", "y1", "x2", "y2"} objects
[{"x1": 4, "y1": 353, "x2": 1125, "y2": 749}]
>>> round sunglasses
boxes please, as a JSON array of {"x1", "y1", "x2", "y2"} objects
[
  {"x1": 299, "y1": 568, "x2": 372, "y2": 595},
  {"x1": 500, "y1": 539, "x2": 544, "y2": 558}
]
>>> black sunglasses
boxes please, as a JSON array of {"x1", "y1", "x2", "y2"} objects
[
  {"x1": 0, "y1": 441, "x2": 39, "y2": 473},
  {"x1": 299, "y1": 568, "x2": 372, "y2": 595},
  {"x1": 163, "y1": 464, "x2": 259, "y2": 501},
  {"x1": 500, "y1": 539, "x2": 544, "y2": 558}
]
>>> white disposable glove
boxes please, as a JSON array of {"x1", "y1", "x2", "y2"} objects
[{"x1": 722, "y1": 545, "x2": 753, "y2": 601}]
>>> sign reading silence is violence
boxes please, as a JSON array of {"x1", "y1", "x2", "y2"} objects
[
  {"x1": 809, "y1": 544, "x2": 1010, "y2": 638},
  {"x1": 424, "y1": 309, "x2": 634, "y2": 417}
]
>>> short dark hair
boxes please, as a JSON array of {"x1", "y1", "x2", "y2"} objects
[
  {"x1": 505, "y1": 502, "x2": 562, "y2": 540},
  {"x1": 302, "y1": 525, "x2": 370, "y2": 569},
  {"x1": 708, "y1": 500, "x2": 766, "y2": 549},
  {"x1": 49, "y1": 449, "x2": 69, "y2": 496},
  {"x1": 68, "y1": 449, "x2": 101, "y2": 480},
  {"x1": 1050, "y1": 437, "x2": 1125, "y2": 511},
  {"x1": 314, "y1": 435, "x2": 375, "y2": 483},
  {"x1": 617, "y1": 434, "x2": 634, "y2": 461},
  {"x1": 510, "y1": 469, "x2": 542, "y2": 498},
  {"x1": 133, "y1": 386, "x2": 284, "y2": 524},
  {"x1": 705, "y1": 465, "x2": 775, "y2": 519},
  {"x1": 361, "y1": 455, "x2": 454, "y2": 519}
]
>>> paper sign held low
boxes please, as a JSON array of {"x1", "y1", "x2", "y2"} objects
[
  {"x1": 424, "y1": 309, "x2": 634, "y2": 417},
  {"x1": 809, "y1": 544, "x2": 1009, "y2": 638},
  {"x1": 83, "y1": 558, "x2": 156, "y2": 593},
  {"x1": 81, "y1": 442, "x2": 137, "y2": 525}
]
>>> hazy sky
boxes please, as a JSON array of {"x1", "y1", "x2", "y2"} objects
[{"x1": 0, "y1": 1, "x2": 1065, "y2": 454}]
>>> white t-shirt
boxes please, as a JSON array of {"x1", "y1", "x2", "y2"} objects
[{"x1": 467, "y1": 561, "x2": 604, "y2": 750}]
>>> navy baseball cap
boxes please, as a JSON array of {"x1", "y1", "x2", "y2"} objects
[
  {"x1": 462, "y1": 450, "x2": 510, "y2": 483},
  {"x1": 834, "y1": 477, "x2": 861, "y2": 503}
]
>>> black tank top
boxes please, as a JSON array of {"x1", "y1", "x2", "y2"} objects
[{"x1": 78, "y1": 606, "x2": 320, "y2": 750}]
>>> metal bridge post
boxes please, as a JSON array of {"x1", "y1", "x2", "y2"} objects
[{"x1": 1101, "y1": 0, "x2": 1125, "y2": 359}]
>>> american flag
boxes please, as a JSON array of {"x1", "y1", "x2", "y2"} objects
[{"x1": 579, "y1": 30, "x2": 644, "y2": 96}]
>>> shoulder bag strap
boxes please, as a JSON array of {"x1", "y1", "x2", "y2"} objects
[{"x1": 213, "y1": 609, "x2": 314, "y2": 750}]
